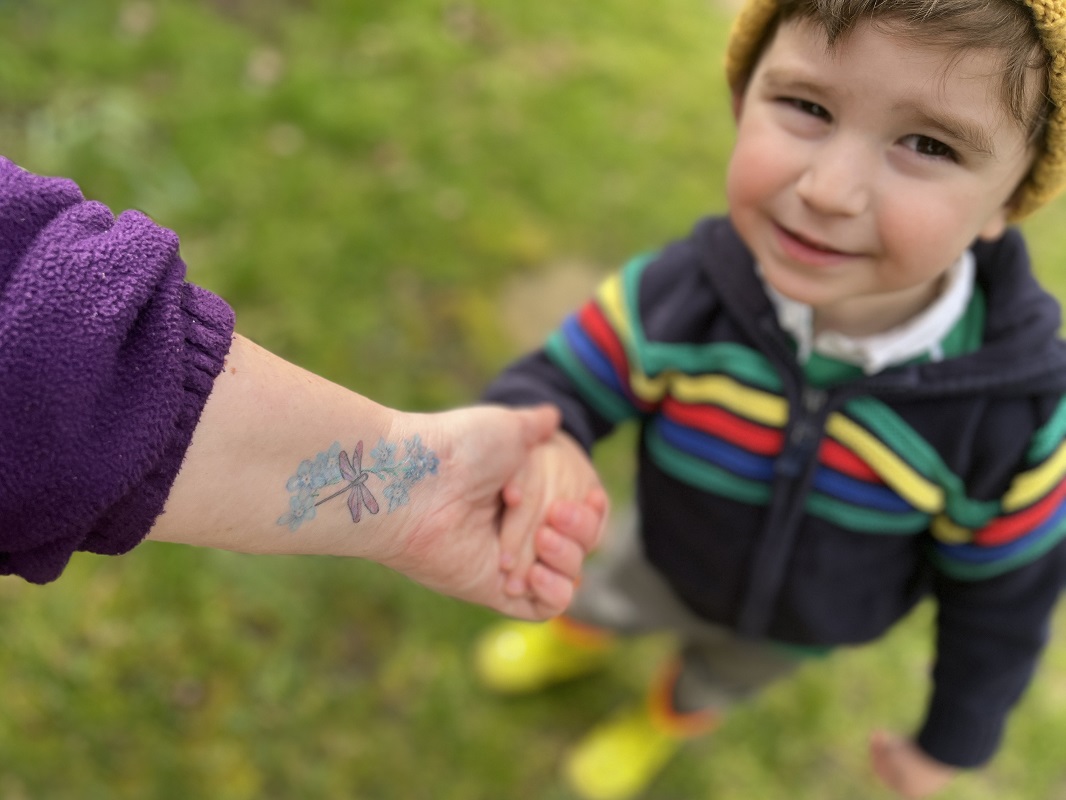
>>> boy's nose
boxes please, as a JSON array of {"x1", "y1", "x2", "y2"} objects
[{"x1": 795, "y1": 139, "x2": 871, "y2": 217}]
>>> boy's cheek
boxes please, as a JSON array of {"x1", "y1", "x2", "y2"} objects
[{"x1": 726, "y1": 138, "x2": 778, "y2": 206}]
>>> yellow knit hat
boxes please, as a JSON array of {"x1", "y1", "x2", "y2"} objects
[{"x1": 724, "y1": 0, "x2": 1066, "y2": 219}]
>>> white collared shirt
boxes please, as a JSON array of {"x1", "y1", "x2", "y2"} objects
[{"x1": 761, "y1": 251, "x2": 976, "y2": 376}]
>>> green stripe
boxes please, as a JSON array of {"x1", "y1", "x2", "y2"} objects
[
  {"x1": 806, "y1": 493, "x2": 930, "y2": 534},
  {"x1": 939, "y1": 284, "x2": 986, "y2": 358},
  {"x1": 803, "y1": 354, "x2": 864, "y2": 387},
  {"x1": 618, "y1": 251, "x2": 656, "y2": 362},
  {"x1": 545, "y1": 331, "x2": 635, "y2": 424},
  {"x1": 773, "y1": 642, "x2": 834, "y2": 659},
  {"x1": 646, "y1": 426, "x2": 771, "y2": 504},
  {"x1": 1029, "y1": 394, "x2": 1066, "y2": 464},
  {"x1": 637, "y1": 340, "x2": 784, "y2": 391}
]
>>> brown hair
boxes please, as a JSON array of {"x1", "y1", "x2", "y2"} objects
[{"x1": 773, "y1": 0, "x2": 1051, "y2": 141}]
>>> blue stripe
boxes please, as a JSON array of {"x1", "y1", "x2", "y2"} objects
[
  {"x1": 657, "y1": 418, "x2": 776, "y2": 482},
  {"x1": 562, "y1": 316, "x2": 629, "y2": 397},
  {"x1": 812, "y1": 468, "x2": 913, "y2": 513}
]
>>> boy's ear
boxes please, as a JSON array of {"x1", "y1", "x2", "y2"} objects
[
  {"x1": 731, "y1": 87, "x2": 746, "y2": 121},
  {"x1": 976, "y1": 205, "x2": 1010, "y2": 242},
  {"x1": 977, "y1": 179, "x2": 1029, "y2": 240},
  {"x1": 980, "y1": 155, "x2": 1037, "y2": 239}
]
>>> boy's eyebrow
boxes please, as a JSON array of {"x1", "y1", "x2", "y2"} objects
[
  {"x1": 759, "y1": 67, "x2": 833, "y2": 100},
  {"x1": 904, "y1": 106, "x2": 996, "y2": 157}
]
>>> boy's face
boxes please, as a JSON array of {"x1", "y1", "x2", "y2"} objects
[{"x1": 726, "y1": 19, "x2": 1036, "y2": 336}]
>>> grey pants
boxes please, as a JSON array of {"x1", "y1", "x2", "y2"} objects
[{"x1": 568, "y1": 514, "x2": 804, "y2": 713}]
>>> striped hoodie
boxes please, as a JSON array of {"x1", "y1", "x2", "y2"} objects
[{"x1": 485, "y1": 216, "x2": 1066, "y2": 769}]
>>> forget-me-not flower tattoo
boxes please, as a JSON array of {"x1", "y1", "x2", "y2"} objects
[{"x1": 278, "y1": 436, "x2": 439, "y2": 531}]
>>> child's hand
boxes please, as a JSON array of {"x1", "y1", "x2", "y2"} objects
[
  {"x1": 499, "y1": 431, "x2": 607, "y2": 599},
  {"x1": 869, "y1": 730, "x2": 958, "y2": 799},
  {"x1": 518, "y1": 496, "x2": 608, "y2": 612}
]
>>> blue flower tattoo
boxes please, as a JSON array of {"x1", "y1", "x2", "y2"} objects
[{"x1": 278, "y1": 436, "x2": 439, "y2": 531}]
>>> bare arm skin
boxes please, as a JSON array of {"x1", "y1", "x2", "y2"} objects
[{"x1": 148, "y1": 334, "x2": 604, "y2": 619}]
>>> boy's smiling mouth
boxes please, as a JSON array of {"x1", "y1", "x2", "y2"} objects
[{"x1": 773, "y1": 222, "x2": 858, "y2": 265}]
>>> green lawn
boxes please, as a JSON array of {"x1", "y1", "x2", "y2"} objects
[{"x1": 1, "y1": 2, "x2": 1065, "y2": 798}]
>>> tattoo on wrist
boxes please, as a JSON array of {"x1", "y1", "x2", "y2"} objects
[{"x1": 278, "y1": 436, "x2": 439, "y2": 531}]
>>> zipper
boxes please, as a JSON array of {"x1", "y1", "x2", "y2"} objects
[
  {"x1": 736, "y1": 381, "x2": 830, "y2": 637},
  {"x1": 776, "y1": 385, "x2": 828, "y2": 479}
]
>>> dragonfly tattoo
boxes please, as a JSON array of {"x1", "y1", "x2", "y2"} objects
[{"x1": 278, "y1": 436, "x2": 439, "y2": 531}]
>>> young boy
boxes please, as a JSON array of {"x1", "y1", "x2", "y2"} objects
[{"x1": 477, "y1": 0, "x2": 1066, "y2": 797}]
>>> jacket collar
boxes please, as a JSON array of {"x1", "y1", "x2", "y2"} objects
[{"x1": 692, "y1": 216, "x2": 1066, "y2": 398}]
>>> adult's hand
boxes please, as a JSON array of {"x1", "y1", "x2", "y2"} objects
[{"x1": 385, "y1": 405, "x2": 608, "y2": 618}]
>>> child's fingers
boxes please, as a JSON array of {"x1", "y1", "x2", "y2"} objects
[
  {"x1": 503, "y1": 540, "x2": 540, "y2": 596},
  {"x1": 534, "y1": 525, "x2": 586, "y2": 581},
  {"x1": 497, "y1": 482, "x2": 522, "y2": 571},
  {"x1": 869, "y1": 730, "x2": 898, "y2": 790},
  {"x1": 548, "y1": 494, "x2": 609, "y2": 554},
  {"x1": 585, "y1": 486, "x2": 610, "y2": 514},
  {"x1": 526, "y1": 562, "x2": 575, "y2": 618},
  {"x1": 868, "y1": 730, "x2": 953, "y2": 800},
  {"x1": 518, "y1": 516, "x2": 596, "y2": 618},
  {"x1": 498, "y1": 484, "x2": 542, "y2": 596}
]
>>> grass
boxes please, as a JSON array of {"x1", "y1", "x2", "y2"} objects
[{"x1": 1, "y1": 1, "x2": 1065, "y2": 798}]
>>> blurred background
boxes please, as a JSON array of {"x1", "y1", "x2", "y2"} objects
[{"x1": 1, "y1": 2, "x2": 1064, "y2": 798}]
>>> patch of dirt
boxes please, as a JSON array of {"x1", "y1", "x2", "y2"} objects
[{"x1": 497, "y1": 259, "x2": 606, "y2": 351}]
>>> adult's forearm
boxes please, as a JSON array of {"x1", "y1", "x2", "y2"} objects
[{"x1": 149, "y1": 333, "x2": 426, "y2": 566}]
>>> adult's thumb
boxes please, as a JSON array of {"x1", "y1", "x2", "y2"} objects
[{"x1": 514, "y1": 404, "x2": 561, "y2": 447}]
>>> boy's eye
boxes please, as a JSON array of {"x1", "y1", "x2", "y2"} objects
[
  {"x1": 782, "y1": 97, "x2": 830, "y2": 120},
  {"x1": 902, "y1": 134, "x2": 957, "y2": 161}
]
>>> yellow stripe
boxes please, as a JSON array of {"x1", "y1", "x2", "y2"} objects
[
  {"x1": 827, "y1": 414, "x2": 944, "y2": 513},
  {"x1": 1004, "y1": 439, "x2": 1066, "y2": 512},
  {"x1": 672, "y1": 374, "x2": 788, "y2": 427},
  {"x1": 597, "y1": 276, "x2": 670, "y2": 404},
  {"x1": 596, "y1": 274, "x2": 629, "y2": 338},
  {"x1": 931, "y1": 514, "x2": 973, "y2": 545}
]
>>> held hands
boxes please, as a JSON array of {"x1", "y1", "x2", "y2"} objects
[
  {"x1": 870, "y1": 731, "x2": 958, "y2": 799},
  {"x1": 496, "y1": 429, "x2": 609, "y2": 600},
  {"x1": 382, "y1": 405, "x2": 606, "y2": 621}
]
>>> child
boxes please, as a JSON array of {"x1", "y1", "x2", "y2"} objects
[{"x1": 477, "y1": 0, "x2": 1066, "y2": 797}]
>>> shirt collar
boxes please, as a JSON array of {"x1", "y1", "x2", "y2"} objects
[{"x1": 761, "y1": 250, "x2": 976, "y2": 375}]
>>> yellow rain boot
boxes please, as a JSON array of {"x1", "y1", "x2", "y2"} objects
[
  {"x1": 474, "y1": 617, "x2": 614, "y2": 694},
  {"x1": 563, "y1": 661, "x2": 718, "y2": 800}
]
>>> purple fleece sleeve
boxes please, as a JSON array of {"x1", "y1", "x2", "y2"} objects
[{"x1": 0, "y1": 158, "x2": 236, "y2": 583}]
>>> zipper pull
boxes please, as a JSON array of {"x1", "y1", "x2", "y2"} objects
[{"x1": 775, "y1": 386, "x2": 828, "y2": 478}]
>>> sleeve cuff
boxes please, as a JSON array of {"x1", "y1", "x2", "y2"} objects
[
  {"x1": 78, "y1": 283, "x2": 236, "y2": 559},
  {"x1": 915, "y1": 696, "x2": 1006, "y2": 768}
]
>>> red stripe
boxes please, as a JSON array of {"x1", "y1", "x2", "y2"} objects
[
  {"x1": 663, "y1": 398, "x2": 783, "y2": 455},
  {"x1": 580, "y1": 302, "x2": 630, "y2": 384},
  {"x1": 975, "y1": 476, "x2": 1066, "y2": 546},
  {"x1": 818, "y1": 438, "x2": 882, "y2": 483},
  {"x1": 577, "y1": 302, "x2": 657, "y2": 412}
]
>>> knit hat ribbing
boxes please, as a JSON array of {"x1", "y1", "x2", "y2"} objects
[{"x1": 724, "y1": 0, "x2": 1066, "y2": 219}]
